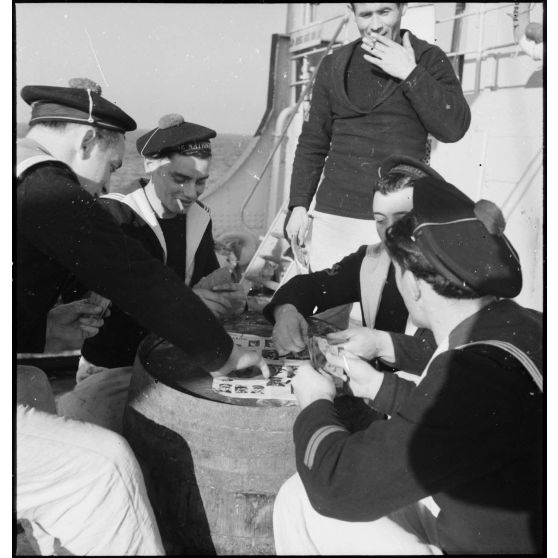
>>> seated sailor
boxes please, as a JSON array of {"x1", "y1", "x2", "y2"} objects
[
  {"x1": 274, "y1": 176, "x2": 542, "y2": 555},
  {"x1": 17, "y1": 77, "x2": 168, "y2": 556},
  {"x1": 59, "y1": 113, "x2": 247, "y2": 432},
  {"x1": 264, "y1": 155, "x2": 440, "y2": 375}
]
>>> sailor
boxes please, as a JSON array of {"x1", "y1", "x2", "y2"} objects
[
  {"x1": 265, "y1": 156, "x2": 441, "y2": 377},
  {"x1": 58, "y1": 114, "x2": 247, "y2": 432},
  {"x1": 16, "y1": 78, "x2": 267, "y2": 555},
  {"x1": 17, "y1": 78, "x2": 263, "y2": 376},
  {"x1": 273, "y1": 177, "x2": 542, "y2": 554},
  {"x1": 285, "y1": 2, "x2": 471, "y2": 328}
]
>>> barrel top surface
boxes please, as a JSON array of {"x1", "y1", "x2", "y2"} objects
[{"x1": 137, "y1": 311, "x2": 338, "y2": 407}]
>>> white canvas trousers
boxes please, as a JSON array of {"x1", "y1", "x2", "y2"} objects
[
  {"x1": 17, "y1": 404, "x2": 164, "y2": 555},
  {"x1": 308, "y1": 211, "x2": 380, "y2": 329},
  {"x1": 57, "y1": 357, "x2": 133, "y2": 434},
  {"x1": 273, "y1": 474, "x2": 443, "y2": 555}
]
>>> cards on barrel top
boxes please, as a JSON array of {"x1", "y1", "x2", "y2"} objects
[{"x1": 212, "y1": 333, "x2": 310, "y2": 400}]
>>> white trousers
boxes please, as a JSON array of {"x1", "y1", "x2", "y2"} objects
[
  {"x1": 273, "y1": 474, "x2": 443, "y2": 555},
  {"x1": 57, "y1": 357, "x2": 133, "y2": 434},
  {"x1": 17, "y1": 404, "x2": 165, "y2": 556},
  {"x1": 309, "y1": 211, "x2": 380, "y2": 272},
  {"x1": 308, "y1": 211, "x2": 380, "y2": 329}
]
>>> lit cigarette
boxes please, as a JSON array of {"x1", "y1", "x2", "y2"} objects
[
  {"x1": 342, "y1": 353, "x2": 351, "y2": 374},
  {"x1": 176, "y1": 199, "x2": 184, "y2": 212}
]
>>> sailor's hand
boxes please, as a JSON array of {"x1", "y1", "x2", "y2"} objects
[
  {"x1": 361, "y1": 31, "x2": 417, "y2": 80},
  {"x1": 325, "y1": 350, "x2": 384, "y2": 400},
  {"x1": 286, "y1": 206, "x2": 310, "y2": 248},
  {"x1": 326, "y1": 327, "x2": 393, "y2": 361},
  {"x1": 273, "y1": 304, "x2": 308, "y2": 354},
  {"x1": 211, "y1": 345, "x2": 270, "y2": 379},
  {"x1": 292, "y1": 363, "x2": 336, "y2": 409},
  {"x1": 45, "y1": 300, "x2": 108, "y2": 351},
  {"x1": 211, "y1": 282, "x2": 247, "y2": 315},
  {"x1": 193, "y1": 286, "x2": 234, "y2": 318}
]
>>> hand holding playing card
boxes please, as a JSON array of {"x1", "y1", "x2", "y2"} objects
[
  {"x1": 291, "y1": 363, "x2": 336, "y2": 409},
  {"x1": 325, "y1": 350, "x2": 384, "y2": 400},
  {"x1": 326, "y1": 327, "x2": 389, "y2": 361},
  {"x1": 211, "y1": 282, "x2": 247, "y2": 315}
]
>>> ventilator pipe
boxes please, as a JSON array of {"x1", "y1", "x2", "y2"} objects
[
  {"x1": 239, "y1": 13, "x2": 350, "y2": 231},
  {"x1": 266, "y1": 104, "x2": 298, "y2": 227}
]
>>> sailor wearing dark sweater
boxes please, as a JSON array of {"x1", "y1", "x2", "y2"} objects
[
  {"x1": 274, "y1": 177, "x2": 542, "y2": 555},
  {"x1": 285, "y1": 4, "x2": 471, "y2": 323},
  {"x1": 58, "y1": 115, "x2": 247, "y2": 433},
  {"x1": 265, "y1": 155, "x2": 440, "y2": 377}
]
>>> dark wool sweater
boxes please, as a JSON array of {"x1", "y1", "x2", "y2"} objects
[
  {"x1": 289, "y1": 31, "x2": 471, "y2": 219},
  {"x1": 16, "y1": 143, "x2": 232, "y2": 372},
  {"x1": 294, "y1": 300, "x2": 542, "y2": 554},
  {"x1": 79, "y1": 187, "x2": 220, "y2": 368}
]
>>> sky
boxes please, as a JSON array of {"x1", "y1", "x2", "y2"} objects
[{"x1": 15, "y1": 3, "x2": 293, "y2": 134}]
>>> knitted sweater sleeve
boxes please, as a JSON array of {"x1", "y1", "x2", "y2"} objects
[
  {"x1": 401, "y1": 43, "x2": 471, "y2": 142},
  {"x1": 288, "y1": 55, "x2": 334, "y2": 210},
  {"x1": 263, "y1": 246, "x2": 366, "y2": 322}
]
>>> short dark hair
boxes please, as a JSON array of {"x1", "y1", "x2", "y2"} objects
[
  {"x1": 384, "y1": 211, "x2": 479, "y2": 299},
  {"x1": 350, "y1": 3, "x2": 402, "y2": 11},
  {"x1": 29, "y1": 120, "x2": 123, "y2": 149},
  {"x1": 375, "y1": 172, "x2": 416, "y2": 196}
]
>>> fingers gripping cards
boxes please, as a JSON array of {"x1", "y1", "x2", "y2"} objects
[
  {"x1": 309, "y1": 336, "x2": 346, "y2": 389},
  {"x1": 211, "y1": 333, "x2": 310, "y2": 401}
]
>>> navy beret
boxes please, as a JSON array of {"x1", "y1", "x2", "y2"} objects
[
  {"x1": 137, "y1": 113, "x2": 216, "y2": 158},
  {"x1": 21, "y1": 78, "x2": 136, "y2": 133},
  {"x1": 378, "y1": 155, "x2": 444, "y2": 182},
  {"x1": 412, "y1": 177, "x2": 522, "y2": 298}
]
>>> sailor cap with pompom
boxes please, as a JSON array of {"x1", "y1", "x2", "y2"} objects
[
  {"x1": 410, "y1": 177, "x2": 522, "y2": 298},
  {"x1": 136, "y1": 113, "x2": 216, "y2": 158}
]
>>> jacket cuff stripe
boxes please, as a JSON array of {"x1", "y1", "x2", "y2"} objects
[{"x1": 303, "y1": 425, "x2": 347, "y2": 470}]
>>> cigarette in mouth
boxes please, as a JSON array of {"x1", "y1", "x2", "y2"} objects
[{"x1": 176, "y1": 199, "x2": 185, "y2": 212}]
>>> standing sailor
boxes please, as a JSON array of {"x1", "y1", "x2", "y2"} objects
[
  {"x1": 274, "y1": 176, "x2": 542, "y2": 554},
  {"x1": 59, "y1": 114, "x2": 247, "y2": 432},
  {"x1": 285, "y1": 2, "x2": 471, "y2": 328}
]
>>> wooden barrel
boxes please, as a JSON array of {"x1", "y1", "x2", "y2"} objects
[{"x1": 123, "y1": 312, "x2": 338, "y2": 554}]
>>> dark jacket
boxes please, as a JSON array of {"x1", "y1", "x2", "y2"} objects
[
  {"x1": 289, "y1": 31, "x2": 471, "y2": 219},
  {"x1": 263, "y1": 245, "x2": 435, "y2": 373},
  {"x1": 78, "y1": 188, "x2": 220, "y2": 368},
  {"x1": 294, "y1": 299, "x2": 542, "y2": 554},
  {"x1": 16, "y1": 141, "x2": 232, "y2": 372}
]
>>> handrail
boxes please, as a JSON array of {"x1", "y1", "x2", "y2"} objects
[
  {"x1": 436, "y1": 3, "x2": 517, "y2": 24},
  {"x1": 289, "y1": 42, "x2": 346, "y2": 61},
  {"x1": 239, "y1": 13, "x2": 350, "y2": 230},
  {"x1": 288, "y1": 12, "x2": 347, "y2": 35}
]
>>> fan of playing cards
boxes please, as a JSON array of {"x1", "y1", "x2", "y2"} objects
[{"x1": 308, "y1": 336, "x2": 347, "y2": 388}]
